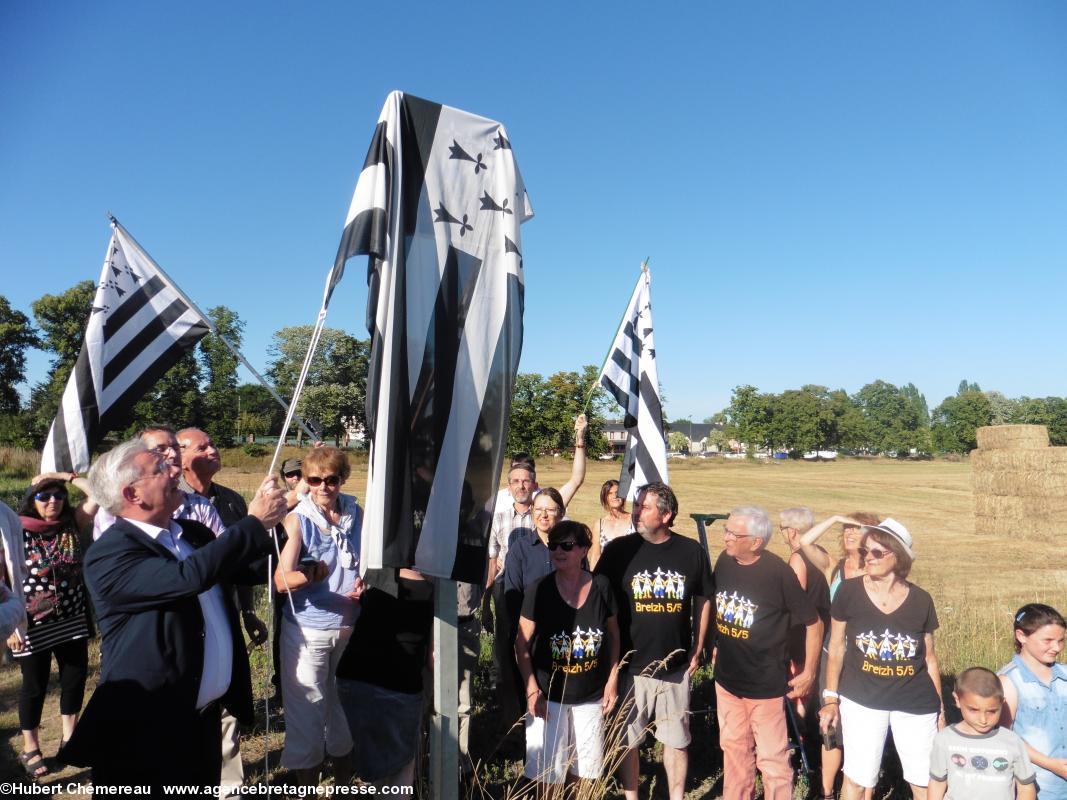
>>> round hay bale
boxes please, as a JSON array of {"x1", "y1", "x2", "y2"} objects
[{"x1": 976, "y1": 425, "x2": 1049, "y2": 450}]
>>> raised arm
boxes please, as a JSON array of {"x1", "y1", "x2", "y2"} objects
[
  {"x1": 558, "y1": 414, "x2": 587, "y2": 507},
  {"x1": 799, "y1": 515, "x2": 858, "y2": 576}
]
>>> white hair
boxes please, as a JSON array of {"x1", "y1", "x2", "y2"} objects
[
  {"x1": 780, "y1": 507, "x2": 815, "y2": 533},
  {"x1": 88, "y1": 438, "x2": 150, "y2": 515},
  {"x1": 731, "y1": 505, "x2": 773, "y2": 542}
]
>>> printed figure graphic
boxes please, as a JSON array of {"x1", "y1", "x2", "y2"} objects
[
  {"x1": 631, "y1": 567, "x2": 686, "y2": 601},
  {"x1": 715, "y1": 590, "x2": 758, "y2": 630},
  {"x1": 853, "y1": 628, "x2": 918, "y2": 661},
  {"x1": 549, "y1": 626, "x2": 605, "y2": 668}
]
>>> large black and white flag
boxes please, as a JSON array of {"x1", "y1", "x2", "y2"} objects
[
  {"x1": 335, "y1": 91, "x2": 532, "y2": 583},
  {"x1": 598, "y1": 267, "x2": 668, "y2": 501},
  {"x1": 40, "y1": 223, "x2": 210, "y2": 473}
]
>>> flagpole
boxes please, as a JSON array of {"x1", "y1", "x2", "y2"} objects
[
  {"x1": 107, "y1": 215, "x2": 318, "y2": 442},
  {"x1": 584, "y1": 259, "x2": 650, "y2": 411}
]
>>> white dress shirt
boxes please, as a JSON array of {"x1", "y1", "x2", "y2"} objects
[{"x1": 126, "y1": 517, "x2": 233, "y2": 709}]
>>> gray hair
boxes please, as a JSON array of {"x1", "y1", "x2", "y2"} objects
[
  {"x1": 730, "y1": 505, "x2": 773, "y2": 542},
  {"x1": 88, "y1": 438, "x2": 150, "y2": 515},
  {"x1": 780, "y1": 507, "x2": 815, "y2": 533}
]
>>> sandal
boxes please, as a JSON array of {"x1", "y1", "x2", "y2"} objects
[{"x1": 19, "y1": 749, "x2": 49, "y2": 778}]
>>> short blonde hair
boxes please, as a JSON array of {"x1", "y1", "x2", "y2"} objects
[{"x1": 302, "y1": 446, "x2": 351, "y2": 481}]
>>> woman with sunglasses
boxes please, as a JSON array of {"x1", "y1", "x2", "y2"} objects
[
  {"x1": 819, "y1": 519, "x2": 945, "y2": 800},
  {"x1": 274, "y1": 447, "x2": 363, "y2": 789},
  {"x1": 515, "y1": 520, "x2": 619, "y2": 789},
  {"x1": 8, "y1": 474, "x2": 98, "y2": 779},
  {"x1": 797, "y1": 511, "x2": 879, "y2": 800},
  {"x1": 587, "y1": 479, "x2": 631, "y2": 569}
]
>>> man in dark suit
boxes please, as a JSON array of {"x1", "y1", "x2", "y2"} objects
[{"x1": 61, "y1": 437, "x2": 286, "y2": 790}]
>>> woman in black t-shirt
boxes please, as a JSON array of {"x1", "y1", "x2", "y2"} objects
[
  {"x1": 819, "y1": 519, "x2": 945, "y2": 800},
  {"x1": 515, "y1": 521, "x2": 620, "y2": 788}
]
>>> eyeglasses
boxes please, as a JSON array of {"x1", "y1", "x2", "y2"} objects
[
  {"x1": 35, "y1": 491, "x2": 67, "y2": 502},
  {"x1": 305, "y1": 475, "x2": 341, "y2": 488},
  {"x1": 548, "y1": 541, "x2": 578, "y2": 552},
  {"x1": 150, "y1": 444, "x2": 179, "y2": 454},
  {"x1": 723, "y1": 529, "x2": 753, "y2": 540},
  {"x1": 534, "y1": 507, "x2": 560, "y2": 517},
  {"x1": 283, "y1": 471, "x2": 302, "y2": 480},
  {"x1": 859, "y1": 546, "x2": 891, "y2": 561}
]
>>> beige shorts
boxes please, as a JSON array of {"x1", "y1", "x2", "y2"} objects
[{"x1": 622, "y1": 669, "x2": 691, "y2": 749}]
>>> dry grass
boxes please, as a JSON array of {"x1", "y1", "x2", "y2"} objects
[{"x1": 2, "y1": 453, "x2": 1065, "y2": 797}]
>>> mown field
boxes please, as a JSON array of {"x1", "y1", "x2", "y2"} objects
[{"x1": 1, "y1": 450, "x2": 1065, "y2": 797}]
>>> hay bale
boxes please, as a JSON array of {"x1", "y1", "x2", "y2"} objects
[
  {"x1": 973, "y1": 468, "x2": 1067, "y2": 498},
  {"x1": 971, "y1": 449, "x2": 1067, "y2": 474},
  {"x1": 976, "y1": 425, "x2": 1049, "y2": 450}
]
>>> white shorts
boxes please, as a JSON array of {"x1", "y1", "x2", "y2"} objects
[
  {"x1": 839, "y1": 695, "x2": 938, "y2": 788},
  {"x1": 524, "y1": 698, "x2": 604, "y2": 784}
]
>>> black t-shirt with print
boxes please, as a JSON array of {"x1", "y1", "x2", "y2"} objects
[
  {"x1": 831, "y1": 577, "x2": 940, "y2": 713},
  {"x1": 520, "y1": 572, "x2": 618, "y2": 704},
  {"x1": 595, "y1": 532, "x2": 714, "y2": 676},
  {"x1": 713, "y1": 550, "x2": 818, "y2": 699}
]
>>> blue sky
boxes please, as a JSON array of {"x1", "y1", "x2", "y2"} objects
[{"x1": 2, "y1": 1, "x2": 1065, "y2": 421}]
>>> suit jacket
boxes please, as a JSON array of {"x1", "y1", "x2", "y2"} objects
[{"x1": 62, "y1": 515, "x2": 272, "y2": 771}]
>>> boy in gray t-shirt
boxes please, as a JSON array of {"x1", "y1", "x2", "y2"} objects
[{"x1": 929, "y1": 667, "x2": 1036, "y2": 800}]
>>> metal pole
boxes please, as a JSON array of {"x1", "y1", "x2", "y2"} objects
[{"x1": 431, "y1": 579, "x2": 459, "y2": 800}]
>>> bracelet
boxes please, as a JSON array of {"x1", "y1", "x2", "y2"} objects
[
  {"x1": 821, "y1": 699, "x2": 839, "y2": 706},
  {"x1": 574, "y1": 443, "x2": 585, "y2": 449}
]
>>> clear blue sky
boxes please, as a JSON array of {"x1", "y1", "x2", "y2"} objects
[{"x1": 2, "y1": 1, "x2": 1065, "y2": 421}]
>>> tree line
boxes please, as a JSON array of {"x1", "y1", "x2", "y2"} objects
[
  {"x1": 716, "y1": 380, "x2": 1067, "y2": 456},
  {"x1": 0, "y1": 286, "x2": 369, "y2": 450},
  {"x1": 6, "y1": 283, "x2": 1062, "y2": 460}
]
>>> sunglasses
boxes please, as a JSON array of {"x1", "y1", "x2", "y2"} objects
[
  {"x1": 547, "y1": 540, "x2": 579, "y2": 552},
  {"x1": 283, "y1": 471, "x2": 302, "y2": 480},
  {"x1": 305, "y1": 475, "x2": 341, "y2": 488},
  {"x1": 35, "y1": 491, "x2": 67, "y2": 502},
  {"x1": 859, "y1": 546, "x2": 891, "y2": 561}
]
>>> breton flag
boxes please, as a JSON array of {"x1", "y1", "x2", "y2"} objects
[
  {"x1": 40, "y1": 222, "x2": 210, "y2": 473},
  {"x1": 597, "y1": 266, "x2": 668, "y2": 501},
  {"x1": 335, "y1": 91, "x2": 532, "y2": 583}
]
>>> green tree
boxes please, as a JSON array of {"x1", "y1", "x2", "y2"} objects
[
  {"x1": 826, "y1": 389, "x2": 869, "y2": 450},
  {"x1": 723, "y1": 385, "x2": 770, "y2": 456},
  {"x1": 667, "y1": 431, "x2": 689, "y2": 452},
  {"x1": 984, "y1": 391, "x2": 1019, "y2": 425},
  {"x1": 854, "y1": 380, "x2": 928, "y2": 454},
  {"x1": 267, "y1": 326, "x2": 370, "y2": 445},
  {"x1": 27, "y1": 280, "x2": 96, "y2": 443},
  {"x1": 200, "y1": 306, "x2": 244, "y2": 446},
  {"x1": 506, "y1": 366, "x2": 608, "y2": 458},
  {"x1": 958, "y1": 379, "x2": 982, "y2": 395},
  {"x1": 930, "y1": 390, "x2": 992, "y2": 453},
  {"x1": 237, "y1": 383, "x2": 284, "y2": 434},
  {"x1": 900, "y1": 383, "x2": 930, "y2": 427},
  {"x1": 1013, "y1": 396, "x2": 1067, "y2": 446},
  {"x1": 765, "y1": 389, "x2": 824, "y2": 454},
  {"x1": 0, "y1": 296, "x2": 40, "y2": 414}
]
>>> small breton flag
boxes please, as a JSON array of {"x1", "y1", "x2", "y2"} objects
[
  {"x1": 334, "y1": 91, "x2": 532, "y2": 584},
  {"x1": 40, "y1": 221, "x2": 210, "y2": 473},
  {"x1": 597, "y1": 266, "x2": 668, "y2": 501}
]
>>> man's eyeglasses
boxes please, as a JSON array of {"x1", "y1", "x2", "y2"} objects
[
  {"x1": 548, "y1": 540, "x2": 578, "y2": 552},
  {"x1": 859, "y1": 546, "x2": 891, "y2": 561},
  {"x1": 34, "y1": 491, "x2": 67, "y2": 502},
  {"x1": 723, "y1": 529, "x2": 753, "y2": 540},
  {"x1": 305, "y1": 475, "x2": 341, "y2": 488}
]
